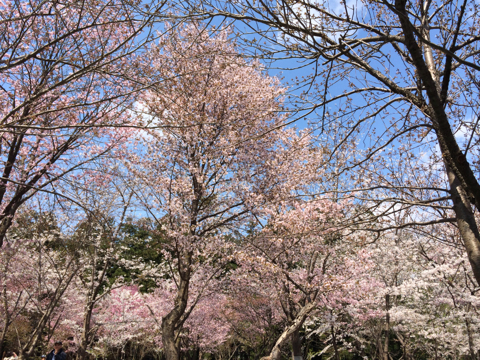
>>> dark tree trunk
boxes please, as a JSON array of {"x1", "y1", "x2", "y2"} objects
[
  {"x1": 331, "y1": 325, "x2": 340, "y2": 360},
  {"x1": 0, "y1": 319, "x2": 8, "y2": 360},
  {"x1": 291, "y1": 330, "x2": 303, "y2": 360},
  {"x1": 383, "y1": 294, "x2": 390, "y2": 360}
]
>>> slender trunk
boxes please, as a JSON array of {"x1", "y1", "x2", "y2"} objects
[
  {"x1": 0, "y1": 132, "x2": 26, "y2": 248},
  {"x1": 383, "y1": 294, "x2": 390, "y2": 360},
  {"x1": 260, "y1": 303, "x2": 315, "y2": 360},
  {"x1": 78, "y1": 303, "x2": 94, "y2": 360},
  {"x1": 0, "y1": 280, "x2": 8, "y2": 359},
  {"x1": 291, "y1": 329, "x2": 302, "y2": 360},
  {"x1": 190, "y1": 347, "x2": 200, "y2": 360},
  {"x1": 446, "y1": 165, "x2": 480, "y2": 286},
  {"x1": 398, "y1": 333, "x2": 409, "y2": 360},
  {"x1": 466, "y1": 318, "x2": 476, "y2": 360},
  {"x1": 331, "y1": 325, "x2": 340, "y2": 360},
  {"x1": 465, "y1": 303, "x2": 476, "y2": 360},
  {"x1": 0, "y1": 318, "x2": 8, "y2": 360}
]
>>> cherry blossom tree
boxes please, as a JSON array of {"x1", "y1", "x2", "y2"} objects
[
  {"x1": 0, "y1": 0, "x2": 171, "y2": 247},
  {"x1": 235, "y1": 199, "x2": 380, "y2": 360},
  {"x1": 0, "y1": 234, "x2": 31, "y2": 358},
  {"x1": 367, "y1": 226, "x2": 480, "y2": 359},
  {"x1": 125, "y1": 23, "x2": 321, "y2": 360},
  {"x1": 311, "y1": 223, "x2": 480, "y2": 360},
  {"x1": 0, "y1": 212, "x2": 80, "y2": 360},
  {"x1": 0, "y1": 170, "x2": 137, "y2": 360},
  {"x1": 39, "y1": 167, "x2": 149, "y2": 360},
  {"x1": 69, "y1": 217, "x2": 130, "y2": 360},
  {"x1": 91, "y1": 286, "x2": 154, "y2": 359},
  {"x1": 220, "y1": 289, "x2": 284, "y2": 358},
  {"x1": 142, "y1": 282, "x2": 231, "y2": 357}
]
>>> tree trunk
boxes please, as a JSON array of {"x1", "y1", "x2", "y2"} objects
[
  {"x1": 0, "y1": 319, "x2": 8, "y2": 360},
  {"x1": 383, "y1": 294, "x2": 390, "y2": 360},
  {"x1": 77, "y1": 303, "x2": 94, "y2": 360},
  {"x1": 446, "y1": 165, "x2": 480, "y2": 286},
  {"x1": 162, "y1": 310, "x2": 181, "y2": 360},
  {"x1": 291, "y1": 329, "x2": 303, "y2": 360},
  {"x1": 466, "y1": 318, "x2": 476, "y2": 360},
  {"x1": 396, "y1": 333, "x2": 409, "y2": 360},
  {"x1": 261, "y1": 302, "x2": 315, "y2": 360},
  {"x1": 331, "y1": 325, "x2": 340, "y2": 360},
  {"x1": 162, "y1": 274, "x2": 190, "y2": 360},
  {"x1": 465, "y1": 303, "x2": 476, "y2": 360}
]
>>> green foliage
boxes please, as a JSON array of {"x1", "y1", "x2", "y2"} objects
[{"x1": 107, "y1": 221, "x2": 167, "y2": 293}]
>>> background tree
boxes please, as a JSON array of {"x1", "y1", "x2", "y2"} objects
[
  {"x1": 239, "y1": 199, "x2": 379, "y2": 360},
  {"x1": 0, "y1": 211, "x2": 79, "y2": 360},
  {"x1": 219, "y1": 290, "x2": 284, "y2": 359}
]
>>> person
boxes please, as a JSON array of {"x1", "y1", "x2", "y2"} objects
[{"x1": 46, "y1": 341, "x2": 66, "y2": 360}]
